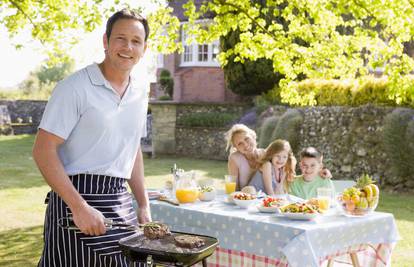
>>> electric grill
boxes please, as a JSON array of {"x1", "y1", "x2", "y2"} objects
[{"x1": 119, "y1": 231, "x2": 219, "y2": 267}]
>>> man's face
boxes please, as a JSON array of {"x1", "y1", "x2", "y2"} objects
[
  {"x1": 299, "y1": 157, "x2": 322, "y2": 180},
  {"x1": 103, "y1": 18, "x2": 147, "y2": 72}
]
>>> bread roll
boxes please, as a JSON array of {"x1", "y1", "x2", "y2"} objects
[{"x1": 241, "y1": 186, "x2": 257, "y2": 195}]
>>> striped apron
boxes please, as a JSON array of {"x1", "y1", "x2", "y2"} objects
[{"x1": 38, "y1": 174, "x2": 142, "y2": 267}]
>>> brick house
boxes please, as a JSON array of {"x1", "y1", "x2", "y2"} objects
[{"x1": 152, "y1": 0, "x2": 240, "y2": 103}]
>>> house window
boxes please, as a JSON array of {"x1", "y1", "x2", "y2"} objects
[
  {"x1": 198, "y1": 44, "x2": 209, "y2": 61},
  {"x1": 180, "y1": 24, "x2": 220, "y2": 67},
  {"x1": 212, "y1": 43, "x2": 219, "y2": 61},
  {"x1": 184, "y1": 45, "x2": 193, "y2": 62}
]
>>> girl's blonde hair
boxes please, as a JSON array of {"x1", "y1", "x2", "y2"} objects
[
  {"x1": 224, "y1": 124, "x2": 257, "y2": 152},
  {"x1": 259, "y1": 139, "x2": 297, "y2": 192}
]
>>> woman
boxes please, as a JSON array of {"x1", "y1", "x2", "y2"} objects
[{"x1": 225, "y1": 124, "x2": 264, "y2": 190}]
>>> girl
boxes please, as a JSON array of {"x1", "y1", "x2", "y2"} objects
[{"x1": 249, "y1": 139, "x2": 296, "y2": 195}]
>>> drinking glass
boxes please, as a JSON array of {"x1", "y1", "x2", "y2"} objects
[
  {"x1": 317, "y1": 187, "x2": 333, "y2": 211},
  {"x1": 224, "y1": 175, "x2": 237, "y2": 194}
]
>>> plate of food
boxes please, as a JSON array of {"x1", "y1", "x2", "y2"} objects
[
  {"x1": 232, "y1": 192, "x2": 257, "y2": 209},
  {"x1": 257, "y1": 196, "x2": 289, "y2": 213},
  {"x1": 278, "y1": 202, "x2": 321, "y2": 220}
]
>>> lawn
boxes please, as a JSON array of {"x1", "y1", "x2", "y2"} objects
[{"x1": 0, "y1": 135, "x2": 413, "y2": 267}]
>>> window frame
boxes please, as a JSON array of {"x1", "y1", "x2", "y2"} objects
[{"x1": 180, "y1": 21, "x2": 220, "y2": 67}]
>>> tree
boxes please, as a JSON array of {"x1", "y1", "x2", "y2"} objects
[
  {"x1": 148, "y1": 0, "x2": 414, "y2": 105},
  {"x1": 18, "y1": 56, "x2": 75, "y2": 98},
  {"x1": 220, "y1": 0, "x2": 284, "y2": 96},
  {"x1": 36, "y1": 57, "x2": 75, "y2": 85},
  {"x1": 159, "y1": 69, "x2": 174, "y2": 97},
  {"x1": 0, "y1": 0, "x2": 158, "y2": 63}
]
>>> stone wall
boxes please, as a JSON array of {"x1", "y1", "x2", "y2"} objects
[
  {"x1": 176, "y1": 102, "x2": 249, "y2": 122},
  {"x1": 150, "y1": 101, "x2": 177, "y2": 155},
  {"x1": 175, "y1": 126, "x2": 228, "y2": 160},
  {"x1": 0, "y1": 100, "x2": 47, "y2": 134},
  {"x1": 298, "y1": 105, "x2": 394, "y2": 185},
  {"x1": 150, "y1": 101, "x2": 251, "y2": 157}
]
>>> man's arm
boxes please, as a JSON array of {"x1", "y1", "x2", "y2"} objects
[
  {"x1": 128, "y1": 147, "x2": 151, "y2": 223},
  {"x1": 33, "y1": 129, "x2": 106, "y2": 236}
]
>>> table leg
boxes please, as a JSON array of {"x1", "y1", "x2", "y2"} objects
[{"x1": 350, "y1": 252, "x2": 360, "y2": 267}]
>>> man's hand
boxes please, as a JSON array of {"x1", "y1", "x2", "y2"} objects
[
  {"x1": 72, "y1": 204, "x2": 106, "y2": 236},
  {"x1": 138, "y1": 207, "x2": 151, "y2": 224}
]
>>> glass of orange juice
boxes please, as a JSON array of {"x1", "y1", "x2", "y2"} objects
[
  {"x1": 224, "y1": 175, "x2": 237, "y2": 194},
  {"x1": 317, "y1": 187, "x2": 333, "y2": 211}
]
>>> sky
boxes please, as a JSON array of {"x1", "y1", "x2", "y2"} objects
[{"x1": 0, "y1": 1, "x2": 161, "y2": 89}]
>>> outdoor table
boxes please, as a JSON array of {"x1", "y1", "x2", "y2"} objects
[{"x1": 148, "y1": 194, "x2": 399, "y2": 267}]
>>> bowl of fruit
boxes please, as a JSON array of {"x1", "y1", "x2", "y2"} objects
[
  {"x1": 338, "y1": 174, "x2": 379, "y2": 216},
  {"x1": 233, "y1": 192, "x2": 257, "y2": 208}
]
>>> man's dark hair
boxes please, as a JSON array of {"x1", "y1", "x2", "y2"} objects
[
  {"x1": 106, "y1": 9, "x2": 150, "y2": 42},
  {"x1": 300, "y1": 147, "x2": 323, "y2": 161}
]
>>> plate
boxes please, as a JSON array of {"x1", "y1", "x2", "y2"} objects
[
  {"x1": 222, "y1": 196, "x2": 236, "y2": 205},
  {"x1": 256, "y1": 205, "x2": 280, "y2": 213},
  {"x1": 280, "y1": 212, "x2": 318, "y2": 220},
  {"x1": 147, "y1": 190, "x2": 162, "y2": 200}
]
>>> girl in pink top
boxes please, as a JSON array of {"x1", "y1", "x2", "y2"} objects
[{"x1": 250, "y1": 139, "x2": 296, "y2": 195}]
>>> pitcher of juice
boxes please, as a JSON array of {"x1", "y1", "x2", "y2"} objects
[{"x1": 175, "y1": 171, "x2": 199, "y2": 203}]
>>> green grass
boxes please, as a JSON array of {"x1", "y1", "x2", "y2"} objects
[{"x1": 0, "y1": 134, "x2": 413, "y2": 267}]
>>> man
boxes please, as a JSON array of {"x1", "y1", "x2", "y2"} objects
[{"x1": 33, "y1": 9, "x2": 151, "y2": 266}]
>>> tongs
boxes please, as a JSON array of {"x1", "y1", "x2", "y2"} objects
[{"x1": 58, "y1": 217, "x2": 141, "y2": 231}]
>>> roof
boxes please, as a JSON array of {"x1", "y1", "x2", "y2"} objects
[{"x1": 168, "y1": 0, "x2": 215, "y2": 21}]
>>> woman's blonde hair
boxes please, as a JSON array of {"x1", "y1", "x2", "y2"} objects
[
  {"x1": 259, "y1": 139, "x2": 297, "y2": 191},
  {"x1": 224, "y1": 124, "x2": 257, "y2": 152}
]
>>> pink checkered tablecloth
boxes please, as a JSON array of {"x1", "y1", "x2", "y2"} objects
[{"x1": 195, "y1": 243, "x2": 394, "y2": 267}]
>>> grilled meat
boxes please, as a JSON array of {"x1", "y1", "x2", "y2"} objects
[
  {"x1": 143, "y1": 222, "x2": 171, "y2": 240},
  {"x1": 174, "y1": 235, "x2": 205, "y2": 248}
]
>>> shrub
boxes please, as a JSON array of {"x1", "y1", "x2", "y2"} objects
[
  {"x1": 383, "y1": 108, "x2": 414, "y2": 183},
  {"x1": 270, "y1": 109, "x2": 303, "y2": 153},
  {"x1": 159, "y1": 69, "x2": 174, "y2": 97},
  {"x1": 294, "y1": 79, "x2": 354, "y2": 106},
  {"x1": 258, "y1": 116, "x2": 279, "y2": 148},
  {"x1": 158, "y1": 95, "x2": 172, "y2": 101},
  {"x1": 275, "y1": 76, "x2": 414, "y2": 107},
  {"x1": 177, "y1": 112, "x2": 238, "y2": 128},
  {"x1": 352, "y1": 77, "x2": 394, "y2": 106},
  {"x1": 254, "y1": 85, "x2": 283, "y2": 113}
]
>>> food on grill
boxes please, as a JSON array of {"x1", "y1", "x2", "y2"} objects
[
  {"x1": 143, "y1": 222, "x2": 171, "y2": 239},
  {"x1": 174, "y1": 234, "x2": 205, "y2": 248}
]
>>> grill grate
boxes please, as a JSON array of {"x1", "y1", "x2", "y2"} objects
[{"x1": 119, "y1": 231, "x2": 219, "y2": 267}]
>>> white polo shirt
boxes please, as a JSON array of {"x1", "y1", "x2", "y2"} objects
[{"x1": 39, "y1": 63, "x2": 148, "y2": 179}]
